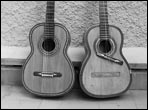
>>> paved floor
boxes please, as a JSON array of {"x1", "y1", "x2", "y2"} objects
[{"x1": 1, "y1": 85, "x2": 147, "y2": 109}]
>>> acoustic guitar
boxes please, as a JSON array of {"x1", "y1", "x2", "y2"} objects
[
  {"x1": 22, "y1": 1, "x2": 75, "y2": 97},
  {"x1": 80, "y1": 1, "x2": 132, "y2": 98}
]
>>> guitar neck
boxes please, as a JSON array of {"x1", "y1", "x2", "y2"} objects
[
  {"x1": 45, "y1": 1, "x2": 55, "y2": 38},
  {"x1": 99, "y1": 1, "x2": 109, "y2": 37}
]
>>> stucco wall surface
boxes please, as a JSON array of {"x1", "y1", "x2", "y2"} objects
[{"x1": 1, "y1": 1, "x2": 147, "y2": 47}]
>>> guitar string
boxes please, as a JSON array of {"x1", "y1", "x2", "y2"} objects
[
  {"x1": 45, "y1": 1, "x2": 55, "y2": 76},
  {"x1": 101, "y1": 1, "x2": 107, "y2": 56},
  {"x1": 100, "y1": 1, "x2": 110, "y2": 62},
  {"x1": 104, "y1": 1, "x2": 110, "y2": 63},
  {"x1": 49, "y1": 0, "x2": 54, "y2": 74},
  {"x1": 104, "y1": 1, "x2": 109, "y2": 57},
  {"x1": 104, "y1": 1, "x2": 111, "y2": 65}
]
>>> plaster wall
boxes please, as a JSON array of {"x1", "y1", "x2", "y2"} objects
[{"x1": 1, "y1": 1, "x2": 147, "y2": 47}]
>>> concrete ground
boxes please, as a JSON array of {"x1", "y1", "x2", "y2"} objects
[{"x1": 1, "y1": 85, "x2": 147, "y2": 109}]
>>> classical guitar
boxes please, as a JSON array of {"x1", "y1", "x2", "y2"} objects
[
  {"x1": 22, "y1": 1, "x2": 75, "y2": 96},
  {"x1": 80, "y1": 1, "x2": 132, "y2": 98}
]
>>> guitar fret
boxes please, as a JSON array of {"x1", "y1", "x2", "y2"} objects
[
  {"x1": 99, "y1": 13, "x2": 108, "y2": 15},
  {"x1": 100, "y1": 35, "x2": 110, "y2": 37},
  {"x1": 44, "y1": 34, "x2": 54, "y2": 35},
  {"x1": 99, "y1": 15, "x2": 108, "y2": 16},
  {"x1": 99, "y1": 14, "x2": 108, "y2": 16},
  {"x1": 44, "y1": 36, "x2": 54, "y2": 38},
  {"x1": 100, "y1": 30, "x2": 109, "y2": 32},
  {"x1": 44, "y1": 30, "x2": 54, "y2": 31},
  {"x1": 100, "y1": 23, "x2": 109, "y2": 25},
  {"x1": 100, "y1": 15, "x2": 108, "y2": 16},
  {"x1": 46, "y1": 10, "x2": 54, "y2": 12},
  {"x1": 45, "y1": 29, "x2": 55, "y2": 30},
  {"x1": 45, "y1": 22, "x2": 54, "y2": 23},
  {"x1": 45, "y1": 24, "x2": 54, "y2": 25},
  {"x1": 45, "y1": 25, "x2": 55, "y2": 27},
  {"x1": 45, "y1": 24, "x2": 54, "y2": 26},
  {"x1": 44, "y1": 29, "x2": 54, "y2": 31},
  {"x1": 44, "y1": 29, "x2": 55, "y2": 31},
  {"x1": 44, "y1": 33, "x2": 54, "y2": 34},
  {"x1": 44, "y1": 33, "x2": 54, "y2": 36},
  {"x1": 99, "y1": 7, "x2": 107, "y2": 8},
  {"x1": 100, "y1": 18, "x2": 108, "y2": 20},
  {"x1": 45, "y1": 20, "x2": 54, "y2": 22},
  {"x1": 44, "y1": 34, "x2": 54, "y2": 36},
  {"x1": 99, "y1": 1, "x2": 109, "y2": 38},
  {"x1": 99, "y1": 5, "x2": 107, "y2": 7},
  {"x1": 45, "y1": 29, "x2": 54, "y2": 30},
  {"x1": 45, "y1": 25, "x2": 54, "y2": 26},
  {"x1": 100, "y1": 27, "x2": 109, "y2": 28},
  {"x1": 100, "y1": 21, "x2": 108, "y2": 22},
  {"x1": 44, "y1": 30, "x2": 54, "y2": 32},
  {"x1": 45, "y1": 26, "x2": 54, "y2": 27},
  {"x1": 46, "y1": 11, "x2": 55, "y2": 13},
  {"x1": 46, "y1": 9, "x2": 54, "y2": 10},
  {"x1": 100, "y1": 32, "x2": 109, "y2": 34},
  {"x1": 44, "y1": 31, "x2": 54, "y2": 32},
  {"x1": 45, "y1": 23, "x2": 54, "y2": 24},
  {"x1": 100, "y1": 34, "x2": 109, "y2": 35},
  {"x1": 44, "y1": 35, "x2": 54, "y2": 36},
  {"x1": 100, "y1": 26, "x2": 109, "y2": 27},
  {"x1": 100, "y1": 24, "x2": 109, "y2": 26},
  {"x1": 100, "y1": 29, "x2": 108, "y2": 32},
  {"x1": 45, "y1": 1, "x2": 55, "y2": 37},
  {"x1": 100, "y1": 28, "x2": 109, "y2": 30},
  {"x1": 46, "y1": 13, "x2": 54, "y2": 15},
  {"x1": 100, "y1": 33, "x2": 109, "y2": 35},
  {"x1": 100, "y1": 31, "x2": 109, "y2": 32},
  {"x1": 44, "y1": 34, "x2": 55, "y2": 35},
  {"x1": 44, "y1": 29, "x2": 54, "y2": 30},
  {"x1": 47, "y1": 5, "x2": 54, "y2": 6},
  {"x1": 100, "y1": 23, "x2": 109, "y2": 24},
  {"x1": 44, "y1": 32, "x2": 54, "y2": 33}
]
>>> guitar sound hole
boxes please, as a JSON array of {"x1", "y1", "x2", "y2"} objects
[
  {"x1": 98, "y1": 39, "x2": 112, "y2": 54},
  {"x1": 42, "y1": 38, "x2": 56, "y2": 52}
]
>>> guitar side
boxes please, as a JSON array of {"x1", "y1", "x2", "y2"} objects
[
  {"x1": 80, "y1": 25, "x2": 132, "y2": 98},
  {"x1": 22, "y1": 23, "x2": 75, "y2": 97}
]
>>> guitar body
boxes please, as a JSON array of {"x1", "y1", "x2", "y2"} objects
[
  {"x1": 23, "y1": 23, "x2": 75, "y2": 96},
  {"x1": 80, "y1": 25, "x2": 132, "y2": 98}
]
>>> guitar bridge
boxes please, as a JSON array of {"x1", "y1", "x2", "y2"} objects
[
  {"x1": 91, "y1": 72, "x2": 120, "y2": 78},
  {"x1": 34, "y1": 72, "x2": 62, "y2": 78}
]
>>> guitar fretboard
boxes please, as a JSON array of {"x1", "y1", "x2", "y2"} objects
[
  {"x1": 44, "y1": 1, "x2": 55, "y2": 38},
  {"x1": 99, "y1": 1, "x2": 109, "y2": 37}
]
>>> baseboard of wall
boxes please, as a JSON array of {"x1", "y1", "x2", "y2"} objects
[
  {"x1": 1, "y1": 47, "x2": 147, "y2": 90},
  {"x1": 1, "y1": 66, "x2": 22, "y2": 86},
  {"x1": 1, "y1": 63, "x2": 147, "y2": 90}
]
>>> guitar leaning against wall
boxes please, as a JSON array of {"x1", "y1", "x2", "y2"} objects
[
  {"x1": 22, "y1": 1, "x2": 75, "y2": 97},
  {"x1": 80, "y1": 1, "x2": 132, "y2": 98}
]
